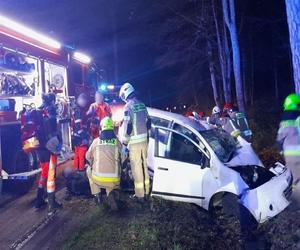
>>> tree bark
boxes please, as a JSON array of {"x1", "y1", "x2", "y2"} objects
[
  {"x1": 207, "y1": 41, "x2": 220, "y2": 107},
  {"x1": 285, "y1": 0, "x2": 300, "y2": 94},
  {"x1": 222, "y1": 0, "x2": 245, "y2": 111},
  {"x1": 212, "y1": 0, "x2": 231, "y2": 103}
]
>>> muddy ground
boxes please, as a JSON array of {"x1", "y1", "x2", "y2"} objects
[{"x1": 1, "y1": 160, "x2": 300, "y2": 250}]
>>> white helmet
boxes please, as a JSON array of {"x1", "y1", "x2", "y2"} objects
[
  {"x1": 212, "y1": 106, "x2": 221, "y2": 114},
  {"x1": 119, "y1": 82, "x2": 135, "y2": 102}
]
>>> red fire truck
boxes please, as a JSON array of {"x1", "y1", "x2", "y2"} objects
[{"x1": 0, "y1": 14, "x2": 92, "y2": 193}]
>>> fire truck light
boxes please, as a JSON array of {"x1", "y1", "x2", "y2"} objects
[
  {"x1": 107, "y1": 85, "x2": 115, "y2": 90},
  {"x1": 0, "y1": 14, "x2": 61, "y2": 49},
  {"x1": 73, "y1": 51, "x2": 91, "y2": 64}
]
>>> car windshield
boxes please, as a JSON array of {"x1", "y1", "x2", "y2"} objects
[{"x1": 200, "y1": 129, "x2": 238, "y2": 163}]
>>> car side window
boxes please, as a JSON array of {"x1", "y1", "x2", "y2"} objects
[
  {"x1": 156, "y1": 128, "x2": 207, "y2": 166},
  {"x1": 150, "y1": 116, "x2": 170, "y2": 144},
  {"x1": 173, "y1": 123, "x2": 199, "y2": 145}
]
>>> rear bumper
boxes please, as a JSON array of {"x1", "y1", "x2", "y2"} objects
[{"x1": 241, "y1": 163, "x2": 292, "y2": 223}]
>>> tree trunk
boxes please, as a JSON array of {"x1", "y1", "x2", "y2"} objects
[
  {"x1": 212, "y1": 0, "x2": 231, "y2": 103},
  {"x1": 222, "y1": 0, "x2": 245, "y2": 112},
  {"x1": 285, "y1": 0, "x2": 300, "y2": 94},
  {"x1": 224, "y1": 24, "x2": 232, "y2": 102},
  {"x1": 207, "y1": 41, "x2": 220, "y2": 107}
]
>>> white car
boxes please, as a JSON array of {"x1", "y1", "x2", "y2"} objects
[{"x1": 140, "y1": 108, "x2": 292, "y2": 224}]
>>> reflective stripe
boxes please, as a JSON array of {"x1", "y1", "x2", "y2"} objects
[
  {"x1": 281, "y1": 118, "x2": 300, "y2": 128},
  {"x1": 134, "y1": 181, "x2": 144, "y2": 189},
  {"x1": 93, "y1": 172, "x2": 119, "y2": 178},
  {"x1": 75, "y1": 119, "x2": 82, "y2": 123},
  {"x1": 284, "y1": 150, "x2": 300, "y2": 156},
  {"x1": 92, "y1": 175, "x2": 120, "y2": 183},
  {"x1": 133, "y1": 113, "x2": 137, "y2": 136},
  {"x1": 145, "y1": 179, "x2": 150, "y2": 186},
  {"x1": 129, "y1": 133, "x2": 148, "y2": 144}
]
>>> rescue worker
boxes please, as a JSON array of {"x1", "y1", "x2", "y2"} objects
[
  {"x1": 87, "y1": 91, "x2": 112, "y2": 138},
  {"x1": 207, "y1": 106, "x2": 223, "y2": 127},
  {"x1": 35, "y1": 93, "x2": 62, "y2": 215},
  {"x1": 72, "y1": 93, "x2": 90, "y2": 171},
  {"x1": 222, "y1": 102, "x2": 234, "y2": 118},
  {"x1": 119, "y1": 82, "x2": 151, "y2": 203},
  {"x1": 277, "y1": 93, "x2": 300, "y2": 207},
  {"x1": 223, "y1": 106, "x2": 252, "y2": 142},
  {"x1": 86, "y1": 117, "x2": 123, "y2": 210}
]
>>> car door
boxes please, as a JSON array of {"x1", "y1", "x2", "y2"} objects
[
  {"x1": 147, "y1": 116, "x2": 171, "y2": 177},
  {"x1": 152, "y1": 126, "x2": 210, "y2": 206}
]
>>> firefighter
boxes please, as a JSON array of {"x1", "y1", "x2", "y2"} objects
[
  {"x1": 222, "y1": 102, "x2": 234, "y2": 118},
  {"x1": 119, "y1": 82, "x2": 151, "y2": 203},
  {"x1": 72, "y1": 93, "x2": 90, "y2": 171},
  {"x1": 277, "y1": 93, "x2": 300, "y2": 207},
  {"x1": 87, "y1": 91, "x2": 112, "y2": 138},
  {"x1": 35, "y1": 93, "x2": 62, "y2": 215},
  {"x1": 207, "y1": 106, "x2": 223, "y2": 127},
  {"x1": 86, "y1": 117, "x2": 123, "y2": 210}
]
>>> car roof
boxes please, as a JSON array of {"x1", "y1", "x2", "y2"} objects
[{"x1": 147, "y1": 107, "x2": 210, "y2": 131}]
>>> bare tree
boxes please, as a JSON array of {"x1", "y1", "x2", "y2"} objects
[
  {"x1": 212, "y1": 0, "x2": 231, "y2": 103},
  {"x1": 285, "y1": 0, "x2": 300, "y2": 94},
  {"x1": 222, "y1": 0, "x2": 245, "y2": 111}
]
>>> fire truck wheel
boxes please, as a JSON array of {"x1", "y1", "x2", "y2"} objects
[{"x1": 3, "y1": 150, "x2": 38, "y2": 194}]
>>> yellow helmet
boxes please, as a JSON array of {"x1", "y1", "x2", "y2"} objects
[{"x1": 100, "y1": 117, "x2": 114, "y2": 131}]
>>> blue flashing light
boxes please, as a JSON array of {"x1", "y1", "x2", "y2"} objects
[{"x1": 98, "y1": 83, "x2": 107, "y2": 92}]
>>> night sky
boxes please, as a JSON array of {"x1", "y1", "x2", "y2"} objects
[{"x1": 0, "y1": 0, "x2": 293, "y2": 109}]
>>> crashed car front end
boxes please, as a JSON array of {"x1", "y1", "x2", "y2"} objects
[{"x1": 236, "y1": 163, "x2": 292, "y2": 223}]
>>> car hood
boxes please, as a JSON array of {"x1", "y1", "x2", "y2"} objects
[{"x1": 225, "y1": 137, "x2": 263, "y2": 167}]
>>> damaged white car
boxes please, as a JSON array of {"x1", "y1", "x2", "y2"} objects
[{"x1": 140, "y1": 108, "x2": 292, "y2": 224}]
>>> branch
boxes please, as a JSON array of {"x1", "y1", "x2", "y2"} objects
[
  {"x1": 222, "y1": 0, "x2": 231, "y2": 27},
  {"x1": 165, "y1": 5, "x2": 200, "y2": 29}
]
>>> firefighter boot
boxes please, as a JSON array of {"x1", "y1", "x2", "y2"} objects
[
  {"x1": 47, "y1": 192, "x2": 62, "y2": 215},
  {"x1": 107, "y1": 190, "x2": 119, "y2": 211},
  {"x1": 35, "y1": 187, "x2": 47, "y2": 210}
]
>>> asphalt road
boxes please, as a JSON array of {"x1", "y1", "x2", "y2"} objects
[{"x1": 0, "y1": 161, "x2": 97, "y2": 250}]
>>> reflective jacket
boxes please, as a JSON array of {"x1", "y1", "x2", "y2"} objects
[
  {"x1": 277, "y1": 111, "x2": 300, "y2": 157},
  {"x1": 222, "y1": 112, "x2": 252, "y2": 142},
  {"x1": 86, "y1": 131, "x2": 122, "y2": 187},
  {"x1": 122, "y1": 97, "x2": 151, "y2": 145}
]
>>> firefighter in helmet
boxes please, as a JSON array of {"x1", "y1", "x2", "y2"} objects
[
  {"x1": 119, "y1": 82, "x2": 151, "y2": 204},
  {"x1": 277, "y1": 93, "x2": 300, "y2": 206},
  {"x1": 86, "y1": 117, "x2": 123, "y2": 210},
  {"x1": 35, "y1": 92, "x2": 62, "y2": 215}
]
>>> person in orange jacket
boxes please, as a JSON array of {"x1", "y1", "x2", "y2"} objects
[
  {"x1": 72, "y1": 93, "x2": 90, "y2": 171},
  {"x1": 87, "y1": 91, "x2": 112, "y2": 138}
]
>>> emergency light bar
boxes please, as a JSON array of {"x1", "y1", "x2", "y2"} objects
[
  {"x1": 0, "y1": 14, "x2": 61, "y2": 49},
  {"x1": 73, "y1": 51, "x2": 91, "y2": 64}
]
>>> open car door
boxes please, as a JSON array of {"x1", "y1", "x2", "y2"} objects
[{"x1": 151, "y1": 127, "x2": 210, "y2": 206}]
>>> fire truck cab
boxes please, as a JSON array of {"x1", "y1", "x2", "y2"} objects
[{"x1": 0, "y1": 14, "x2": 91, "y2": 193}]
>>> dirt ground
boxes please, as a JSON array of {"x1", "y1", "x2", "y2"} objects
[{"x1": 0, "y1": 161, "x2": 98, "y2": 250}]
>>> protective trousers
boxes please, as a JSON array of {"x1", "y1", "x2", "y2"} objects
[
  {"x1": 46, "y1": 154, "x2": 57, "y2": 193},
  {"x1": 73, "y1": 145, "x2": 87, "y2": 171},
  {"x1": 86, "y1": 166, "x2": 114, "y2": 196},
  {"x1": 129, "y1": 141, "x2": 149, "y2": 198},
  {"x1": 286, "y1": 157, "x2": 300, "y2": 206}
]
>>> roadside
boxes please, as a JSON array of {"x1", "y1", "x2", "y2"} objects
[{"x1": 0, "y1": 161, "x2": 98, "y2": 250}]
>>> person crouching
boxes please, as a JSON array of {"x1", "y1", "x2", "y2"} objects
[{"x1": 86, "y1": 117, "x2": 123, "y2": 211}]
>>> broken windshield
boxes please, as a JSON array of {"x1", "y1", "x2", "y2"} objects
[{"x1": 200, "y1": 129, "x2": 238, "y2": 163}]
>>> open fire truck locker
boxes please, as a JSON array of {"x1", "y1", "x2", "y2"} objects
[{"x1": 0, "y1": 14, "x2": 92, "y2": 194}]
